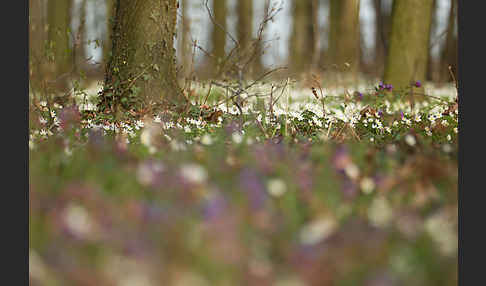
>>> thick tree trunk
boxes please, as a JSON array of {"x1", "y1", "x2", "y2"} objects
[
  {"x1": 101, "y1": 0, "x2": 183, "y2": 111},
  {"x1": 290, "y1": 0, "x2": 317, "y2": 74},
  {"x1": 328, "y1": 0, "x2": 360, "y2": 74},
  {"x1": 47, "y1": 0, "x2": 73, "y2": 91},
  {"x1": 439, "y1": 0, "x2": 457, "y2": 83},
  {"x1": 384, "y1": 0, "x2": 434, "y2": 91},
  {"x1": 211, "y1": 0, "x2": 227, "y2": 72}
]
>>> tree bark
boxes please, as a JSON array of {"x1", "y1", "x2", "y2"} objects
[
  {"x1": 101, "y1": 0, "x2": 183, "y2": 111},
  {"x1": 439, "y1": 0, "x2": 457, "y2": 83},
  {"x1": 289, "y1": 0, "x2": 317, "y2": 74},
  {"x1": 372, "y1": 0, "x2": 392, "y2": 77},
  {"x1": 211, "y1": 0, "x2": 227, "y2": 72},
  {"x1": 178, "y1": 0, "x2": 192, "y2": 78},
  {"x1": 103, "y1": 0, "x2": 114, "y2": 67},
  {"x1": 29, "y1": 0, "x2": 48, "y2": 88},
  {"x1": 328, "y1": 0, "x2": 360, "y2": 74},
  {"x1": 47, "y1": 0, "x2": 73, "y2": 90},
  {"x1": 237, "y1": 0, "x2": 253, "y2": 54},
  {"x1": 384, "y1": 0, "x2": 434, "y2": 91}
]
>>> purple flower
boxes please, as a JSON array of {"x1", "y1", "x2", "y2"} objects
[
  {"x1": 378, "y1": 82, "x2": 384, "y2": 90},
  {"x1": 400, "y1": 111, "x2": 404, "y2": 119},
  {"x1": 239, "y1": 168, "x2": 267, "y2": 210},
  {"x1": 385, "y1": 84, "x2": 393, "y2": 91},
  {"x1": 414, "y1": 80, "x2": 422, "y2": 88},
  {"x1": 378, "y1": 110, "x2": 383, "y2": 117},
  {"x1": 202, "y1": 193, "x2": 228, "y2": 221}
]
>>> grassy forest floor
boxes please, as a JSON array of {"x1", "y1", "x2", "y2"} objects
[{"x1": 29, "y1": 77, "x2": 458, "y2": 285}]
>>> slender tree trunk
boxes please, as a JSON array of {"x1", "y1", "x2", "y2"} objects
[
  {"x1": 103, "y1": 0, "x2": 114, "y2": 67},
  {"x1": 74, "y1": 0, "x2": 88, "y2": 76},
  {"x1": 440, "y1": 0, "x2": 457, "y2": 83},
  {"x1": 372, "y1": 0, "x2": 391, "y2": 77},
  {"x1": 178, "y1": 0, "x2": 192, "y2": 78},
  {"x1": 384, "y1": 0, "x2": 434, "y2": 91},
  {"x1": 101, "y1": 0, "x2": 183, "y2": 111},
  {"x1": 237, "y1": 0, "x2": 253, "y2": 53},
  {"x1": 47, "y1": 0, "x2": 73, "y2": 90},
  {"x1": 328, "y1": 0, "x2": 360, "y2": 74},
  {"x1": 29, "y1": 0, "x2": 48, "y2": 88},
  {"x1": 211, "y1": 0, "x2": 227, "y2": 72},
  {"x1": 426, "y1": 0, "x2": 438, "y2": 82}
]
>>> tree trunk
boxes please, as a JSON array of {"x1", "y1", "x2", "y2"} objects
[
  {"x1": 178, "y1": 0, "x2": 192, "y2": 78},
  {"x1": 426, "y1": 0, "x2": 438, "y2": 82},
  {"x1": 384, "y1": 0, "x2": 434, "y2": 91},
  {"x1": 101, "y1": 0, "x2": 183, "y2": 111},
  {"x1": 289, "y1": 0, "x2": 317, "y2": 74},
  {"x1": 439, "y1": 0, "x2": 457, "y2": 83},
  {"x1": 74, "y1": 0, "x2": 88, "y2": 76},
  {"x1": 372, "y1": 0, "x2": 392, "y2": 77},
  {"x1": 47, "y1": 0, "x2": 73, "y2": 91},
  {"x1": 237, "y1": 0, "x2": 253, "y2": 53},
  {"x1": 29, "y1": 0, "x2": 48, "y2": 89},
  {"x1": 211, "y1": 0, "x2": 227, "y2": 72},
  {"x1": 328, "y1": 0, "x2": 360, "y2": 74},
  {"x1": 103, "y1": 0, "x2": 114, "y2": 67}
]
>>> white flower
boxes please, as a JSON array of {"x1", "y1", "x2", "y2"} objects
[
  {"x1": 154, "y1": 115, "x2": 161, "y2": 123},
  {"x1": 424, "y1": 210, "x2": 457, "y2": 256},
  {"x1": 454, "y1": 127, "x2": 458, "y2": 134},
  {"x1": 368, "y1": 196, "x2": 393, "y2": 228},
  {"x1": 344, "y1": 164, "x2": 360, "y2": 180},
  {"x1": 441, "y1": 120, "x2": 449, "y2": 127},
  {"x1": 447, "y1": 134, "x2": 452, "y2": 141},
  {"x1": 170, "y1": 140, "x2": 186, "y2": 151},
  {"x1": 64, "y1": 204, "x2": 94, "y2": 238},
  {"x1": 64, "y1": 146, "x2": 72, "y2": 156},
  {"x1": 180, "y1": 164, "x2": 207, "y2": 184},
  {"x1": 385, "y1": 127, "x2": 392, "y2": 133},
  {"x1": 360, "y1": 177, "x2": 375, "y2": 194},
  {"x1": 299, "y1": 217, "x2": 337, "y2": 245},
  {"x1": 184, "y1": 125, "x2": 192, "y2": 133},
  {"x1": 140, "y1": 129, "x2": 153, "y2": 147},
  {"x1": 442, "y1": 144, "x2": 453, "y2": 153},
  {"x1": 232, "y1": 132, "x2": 243, "y2": 144},
  {"x1": 267, "y1": 179, "x2": 287, "y2": 197},
  {"x1": 39, "y1": 117, "x2": 47, "y2": 125},
  {"x1": 201, "y1": 134, "x2": 213, "y2": 145},
  {"x1": 405, "y1": 134, "x2": 416, "y2": 146}
]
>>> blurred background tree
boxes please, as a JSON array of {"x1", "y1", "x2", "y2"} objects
[
  {"x1": 384, "y1": 0, "x2": 434, "y2": 91},
  {"x1": 47, "y1": 0, "x2": 72, "y2": 91}
]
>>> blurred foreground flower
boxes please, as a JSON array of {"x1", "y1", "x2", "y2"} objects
[
  {"x1": 267, "y1": 178, "x2": 287, "y2": 197},
  {"x1": 300, "y1": 216, "x2": 338, "y2": 245},
  {"x1": 180, "y1": 164, "x2": 208, "y2": 185}
]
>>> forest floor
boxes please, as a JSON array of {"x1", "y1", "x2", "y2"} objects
[{"x1": 29, "y1": 78, "x2": 458, "y2": 285}]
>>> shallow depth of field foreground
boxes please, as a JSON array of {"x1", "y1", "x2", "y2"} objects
[{"x1": 29, "y1": 0, "x2": 458, "y2": 285}]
